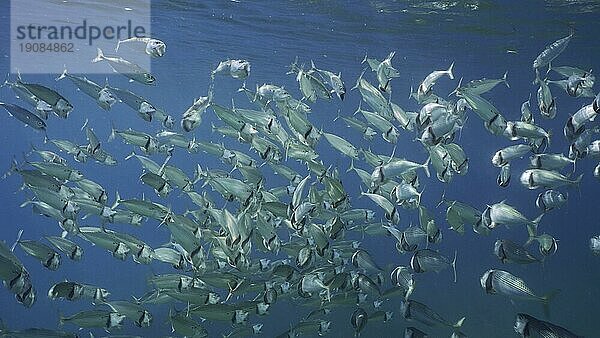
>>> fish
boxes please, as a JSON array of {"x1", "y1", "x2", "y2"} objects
[
  {"x1": 417, "y1": 62, "x2": 454, "y2": 99},
  {"x1": 2, "y1": 78, "x2": 53, "y2": 119},
  {"x1": 212, "y1": 59, "x2": 251, "y2": 80},
  {"x1": 492, "y1": 144, "x2": 531, "y2": 167},
  {"x1": 520, "y1": 169, "x2": 583, "y2": 189},
  {"x1": 181, "y1": 96, "x2": 210, "y2": 132},
  {"x1": 108, "y1": 86, "x2": 156, "y2": 122},
  {"x1": 59, "y1": 310, "x2": 125, "y2": 330},
  {"x1": 497, "y1": 163, "x2": 511, "y2": 187},
  {"x1": 0, "y1": 102, "x2": 46, "y2": 131},
  {"x1": 45, "y1": 236, "x2": 83, "y2": 261},
  {"x1": 115, "y1": 37, "x2": 166, "y2": 57},
  {"x1": 400, "y1": 299, "x2": 465, "y2": 332},
  {"x1": 480, "y1": 269, "x2": 559, "y2": 315},
  {"x1": 102, "y1": 300, "x2": 152, "y2": 327},
  {"x1": 535, "y1": 190, "x2": 568, "y2": 212},
  {"x1": 535, "y1": 75, "x2": 557, "y2": 119},
  {"x1": 48, "y1": 281, "x2": 85, "y2": 301},
  {"x1": 350, "y1": 308, "x2": 368, "y2": 336},
  {"x1": 323, "y1": 132, "x2": 360, "y2": 159},
  {"x1": 15, "y1": 76, "x2": 73, "y2": 118},
  {"x1": 455, "y1": 71, "x2": 509, "y2": 95},
  {"x1": 92, "y1": 48, "x2": 156, "y2": 85},
  {"x1": 483, "y1": 201, "x2": 543, "y2": 229},
  {"x1": 590, "y1": 235, "x2": 600, "y2": 255},
  {"x1": 529, "y1": 153, "x2": 576, "y2": 171},
  {"x1": 410, "y1": 249, "x2": 457, "y2": 282},
  {"x1": 532, "y1": 32, "x2": 573, "y2": 70},
  {"x1": 514, "y1": 313, "x2": 582, "y2": 338},
  {"x1": 494, "y1": 239, "x2": 541, "y2": 264},
  {"x1": 310, "y1": 60, "x2": 346, "y2": 100},
  {"x1": 12, "y1": 230, "x2": 61, "y2": 270},
  {"x1": 55, "y1": 67, "x2": 116, "y2": 110}
]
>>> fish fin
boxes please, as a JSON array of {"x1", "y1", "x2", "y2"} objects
[
  {"x1": 532, "y1": 213, "x2": 544, "y2": 228},
  {"x1": 448, "y1": 77, "x2": 463, "y2": 97},
  {"x1": 91, "y1": 48, "x2": 104, "y2": 63},
  {"x1": 2, "y1": 157, "x2": 19, "y2": 179},
  {"x1": 502, "y1": 70, "x2": 510, "y2": 88},
  {"x1": 451, "y1": 250, "x2": 457, "y2": 283},
  {"x1": 346, "y1": 158, "x2": 356, "y2": 174},
  {"x1": 453, "y1": 316, "x2": 466, "y2": 329},
  {"x1": 350, "y1": 70, "x2": 366, "y2": 91},
  {"x1": 436, "y1": 189, "x2": 447, "y2": 208},
  {"x1": 108, "y1": 121, "x2": 117, "y2": 142},
  {"x1": 422, "y1": 156, "x2": 431, "y2": 178},
  {"x1": 55, "y1": 65, "x2": 68, "y2": 81},
  {"x1": 10, "y1": 229, "x2": 23, "y2": 252},
  {"x1": 58, "y1": 312, "x2": 65, "y2": 327},
  {"x1": 447, "y1": 62, "x2": 455, "y2": 80},
  {"x1": 542, "y1": 289, "x2": 561, "y2": 318}
]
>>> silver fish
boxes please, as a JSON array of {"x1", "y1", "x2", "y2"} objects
[{"x1": 92, "y1": 48, "x2": 155, "y2": 85}]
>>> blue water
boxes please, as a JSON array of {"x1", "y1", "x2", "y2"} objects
[{"x1": 0, "y1": 1, "x2": 599, "y2": 337}]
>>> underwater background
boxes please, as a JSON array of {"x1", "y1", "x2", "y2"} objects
[{"x1": 0, "y1": 1, "x2": 599, "y2": 337}]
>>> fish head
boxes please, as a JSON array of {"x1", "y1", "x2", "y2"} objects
[
  {"x1": 535, "y1": 192, "x2": 547, "y2": 211},
  {"x1": 493, "y1": 240, "x2": 506, "y2": 262},
  {"x1": 8, "y1": 272, "x2": 28, "y2": 294},
  {"x1": 480, "y1": 269, "x2": 495, "y2": 293},
  {"x1": 181, "y1": 118, "x2": 199, "y2": 132},
  {"x1": 514, "y1": 313, "x2": 530, "y2": 336},
  {"x1": 146, "y1": 39, "x2": 166, "y2": 57},
  {"x1": 138, "y1": 310, "x2": 152, "y2": 327},
  {"x1": 108, "y1": 312, "x2": 126, "y2": 329},
  {"x1": 519, "y1": 170, "x2": 536, "y2": 189},
  {"x1": 491, "y1": 151, "x2": 504, "y2": 167},
  {"x1": 590, "y1": 236, "x2": 600, "y2": 252},
  {"x1": 16, "y1": 284, "x2": 35, "y2": 308},
  {"x1": 143, "y1": 73, "x2": 156, "y2": 85},
  {"x1": 98, "y1": 88, "x2": 117, "y2": 109},
  {"x1": 55, "y1": 99, "x2": 73, "y2": 118},
  {"x1": 45, "y1": 253, "x2": 61, "y2": 271}
]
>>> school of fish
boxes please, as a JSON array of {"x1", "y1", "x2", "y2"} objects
[{"x1": 0, "y1": 31, "x2": 597, "y2": 337}]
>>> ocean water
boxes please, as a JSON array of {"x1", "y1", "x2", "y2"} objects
[{"x1": 0, "y1": 1, "x2": 598, "y2": 337}]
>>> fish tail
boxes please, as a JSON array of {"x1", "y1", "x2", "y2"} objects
[
  {"x1": 531, "y1": 213, "x2": 544, "y2": 228},
  {"x1": 10, "y1": 229, "x2": 23, "y2": 252},
  {"x1": 502, "y1": 70, "x2": 510, "y2": 88},
  {"x1": 124, "y1": 151, "x2": 136, "y2": 161},
  {"x1": 1, "y1": 72, "x2": 10, "y2": 87},
  {"x1": 2, "y1": 157, "x2": 19, "y2": 179},
  {"x1": 571, "y1": 156, "x2": 577, "y2": 174},
  {"x1": 422, "y1": 156, "x2": 431, "y2": 178},
  {"x1": 448, "y1": 76, "x2": 463, "y2": 97},
  {"x1": 58, "y1": 312, "x2": 65, "y2": 326},
  {"x1": 108, "y1": 121, "x2": 117, "y2": 142},
  {"x1": 447, "y1": 62, "x2": 455, "y2": 80},
  {"x1": 55, "y1": 65, "x2": 68, "y2": 81},
  {"x1": 525, "y1": 223, "x2": 538, "y2": 246},
  {"x1": 436, "y1": 189, "x2": 447, "y2": 208},
  {"x1": 451, "y1": 250, "x2": 457, "y2": 283},
  {"x1": 360, "y1": 52, "x2": 368, "y2": 65},
  {"x1": 542, "y1": 289, "x2": 561, "y2": 318},
  {"x1": 453, "y1": 316, "x2": 466, "y2": 329},
  {"x1": 345, "y1": 158, "x2": 356, "y2": 173},
  {"x1": 91, "y1": 48, "x2": 104, "y2": 63},
  {"x1": 350, "y1": 70, "x2": 366, "y2": 91}
]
